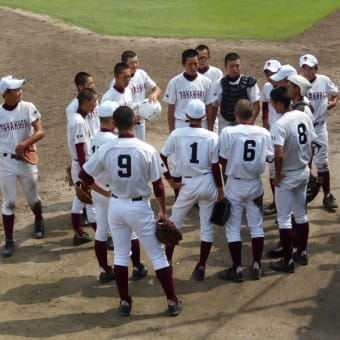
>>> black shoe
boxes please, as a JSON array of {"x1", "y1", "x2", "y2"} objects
[
  {"x1": 264, "y1": 202, "x2": 276, "y2": 215},
  {"x1": 73, "y1": 232, "x2": 92, "y2": 246},
  {"x1": 99, "y1": 266, "x2": 115, "y2": 283},
  {"x1": 293, "y1": 251, "x2": 308, "y2": 265},
  {"x1": 2, "y1": 239, "x2": 15, "y2": 257},
  {"x1": 131, "y1": 263, "x2": 148, "y2": 280},
  {"x1": 106, "y1": 236, "x2": 114, "y2": 251},
  {"x1": 193, "y1": 264, "x2": 205, "y2": 281},
  {"x1": 118, "y1": 300, "x2": 132, "y2": 316},
  {"x1": 168, "y1": 300, "x2": 182, "y2": 316},
  {"x1": 218, "y1": 267, "x2": 244, "y2": 282},
  {"x1": 251, "y1": 266, "x2": 262, "y2": 280},
  {"x1": 269, "y1": 260, "x2": 295, "y2": 273},
  {"x1": 266, "y1": 242, "x2": 283, "y2": 258},
  {"x1": 323, "y1": 194, "x2": 338, "y2": 211},
  {"x1": 33, "y1": 219, "x2": 45, "y2": 239}
]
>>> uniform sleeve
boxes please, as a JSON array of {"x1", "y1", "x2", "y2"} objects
[
  {"x1": 143, "y1": 70, "x2": 157, "y2": 91},
  {"x1": 270, "y1": 123, "x2": 285, "y2": 146},
  {"x1": 160, "y1": 132, "x2": 175, "y2": 157},
  {"x1": 326, "y1": 76, "x2": 339, "y2": 96},
  {"x1": 28, "y1": 103, "x2": 42, "y2": 123},
  {"x1": 266, "y1": 133, "x2": 275, "y2": 162},
  {"x1": 82, "y1": 149, "x2": 105, "y2": 179},
  {"x1": 218, "y1": 130, "x2": 230, "y2": 160},
  {"x1": 210, "y1": 135, "x2": 220, "y2": 164},
  {"x1": 212, "y1": 80, "x2": 222, "y2": 107},
  {"x1": 260, "y1": 84, "x2": 269, "y2": 102},
  {"x1": 247, "y1": 83, "x2": 261, "y2": 103},
  {"x1": 73, "y1": 120, "x2": 88, "y2": 145},
  {"x1": 163, "y1": 78, "x2": 177, "y2": 104},
  {"x1": 149, "y1": 149, "x2": 167, "y2": 183},
  {"x1": 100, "y1": 89, "x2": 112, "y2": 104},
  {"x1": 204, "y1": 78, "x2": 215, "y2": 105}
]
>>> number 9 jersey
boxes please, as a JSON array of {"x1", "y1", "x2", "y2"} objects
[{"x1": 219, "y1": 124, "x2": 274, "y2": 180}]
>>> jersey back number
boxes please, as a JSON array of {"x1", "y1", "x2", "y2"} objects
[
  {"x1": 297, "y1": 123, "x2": 307, "y2": 144},
  {"x1": 117, "y1": 154, "x2": 131, "y2": 177},
  {"x1": 243, "y1": 140, "x2": 256, "y2": 161}
]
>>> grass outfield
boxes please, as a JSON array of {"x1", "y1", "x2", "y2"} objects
[{"x1": 0, "y1": 0, "x2": 339, "y2": 39}]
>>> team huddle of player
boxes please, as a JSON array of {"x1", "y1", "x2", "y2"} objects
[{"x1": 0, "y1": 45, "x2": 338, "y2": 317}]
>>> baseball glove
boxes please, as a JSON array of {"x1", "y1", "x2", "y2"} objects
[
  {"x1": 210, "y1": 198, "x2": 231, "y2": 227},
  {"x1": 20, "y1": 146, "x2": 38, "y2": 165},
  {"x1": 75, "y1": 181, "x2": 93, "y2": 204},
  {"x1": 156, "y1": 219, "x2": 182, "y2": 246},
  {"x1": 306, "y1": 174, "x2": 322, "y2": 203}
]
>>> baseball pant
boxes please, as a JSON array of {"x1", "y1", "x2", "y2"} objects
[{"x1": 313, "y1": 122, "x2": 329, "y2": 171}]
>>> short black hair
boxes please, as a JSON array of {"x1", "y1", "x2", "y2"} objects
[
  {"x1": 113, "y1": 106, "x2": 134, "y2": 130},
  {"x1": 74, "y1": 72, "x2": 91, "y2": 87},
  {"x1": 270, "y1": 87, "x2": 291, "y2": 108},
  {"x1": 121, "y1": 50, "x2": 137, "y2": 63},
  {"x1": 235, "y1": 99, "x2": 253, "y2": 120},
  {"x1": 224, "y1": 53, "x2": 240, "y2": 65},
  {"x1": 195, "y1": 44, "x2": 210, "y2": 53},
  {"x1": 114, "y1": 63, "x2": 130, "y2": 76},
  {"x1": 77, "y1": 88, "x2": 97, "y2": 107},
  {"x1": 182, "y1": 49, "x2": 198, "y2": 64}
]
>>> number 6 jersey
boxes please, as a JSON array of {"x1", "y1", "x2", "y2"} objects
[{"x1": 219, "y1": 124, "x2": 274, "y2": 180}]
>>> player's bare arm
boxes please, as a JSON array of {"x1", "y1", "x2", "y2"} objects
[
  {"x1": 152, "y1": 178, "x2": 167, "y2": 220},
  {"x1": 148, "y1": 85, "x2": 162, "y2": 102},
  {"x1": 15, "y1": 118, "x2": 45, "y2": 158},
  {"x1": 208, "y1": 104, "x2": 218, "y2": 131},
  {"x1": 327, "y1": 94, "x2": 338, "y2": 110},
  {"x1": 251, "y1": 101, "x2": 260, "y2": 123},
  {"x1": 212, "y1": 162, "x2": 224, "y2": 201},
  {"x1": 167, "y1": 104, "x2": 175, "y2": 132},
  {"x1": 273, "y1": 145, "x2": 284, "y2": 186},
  {"x1": 160, "y1": 153, "x2": 184, "y2": 190}
]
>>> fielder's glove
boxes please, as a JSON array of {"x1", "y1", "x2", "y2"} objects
[
  {"x1": 19, "y1": 145, "x2": 39, "y2": 165},
  {"x1": 156, "y1": 219, "x2": 182, "y2": 246},
  {"x1": 210, "y1": 198, "x2": 231, "y2": 227},
  {"x1": 75, "y1": 181, "x2": 93, "y2": 204},
  {"x1": 306, "y1": 174, "x2": 322, "y2": 203}
]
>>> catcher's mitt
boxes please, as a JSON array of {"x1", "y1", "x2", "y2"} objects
[
  {"x1": 75, "y1": 181, "x2": 93, "y2": 204},
  {"x1": 210, "y1": 198, "x2": 231, "y2": 227},
  {"x1": 306, "y1": 174, "x2": 322, "y2": 203},
  {"x1": 156, "y1": 219, "x2": 182, "y2": 246},
  {"x1": 20, "y1": 146, "x2": 38, "y2": 165}
]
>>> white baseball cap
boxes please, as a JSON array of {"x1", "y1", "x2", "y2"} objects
[
  {"x1": 98, "y1": 100, "x2": 119, "y2": 118},
  {"x1": 299, "y1": 54, "x2": 318, "y2": 68},
  {"x1": 0, "y1": 75, "x2": 25, "y2": 95},
  {"x1": 263, "y1": 59, "x2": 281, "y2": 73},
  {"x1": 186, "y1": 99, "x2": 206, "y2": 119},
  {"x1": 287, "y1": 74, "x2": 312, "y2": 97},
  {"x1": 270, "y1": 64, "x2": 297, "y2": 82}
]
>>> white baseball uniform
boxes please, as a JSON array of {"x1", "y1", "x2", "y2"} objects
[
  {"x1": 66, "y1": 97, "x2": 100, "y2": 138},
  {"x1": 270, "y1": 110, "x2": 317, "y2": 229},
  {"x1": 67, "y1": 110, "x2": 96, "y2": 222},
  {"x1": 109, "y1": 69, "x2": 157, "y2": 141},
  {"x1": 305, "y1": 74, "x2": 339, "y2": 171},
  {"x1": 163, "y1": 73, "x2": 214, "y2": 129},
  {"x1": 83, "y1": 137, "x2": 168, "y2": 270},
  {"x1": 161, "y1": 126, "x2": 219, "y2": 242},
  {"x1": 0, "y1": 101, "x2": 42, "y2": 214},
  {"x1": 219, "y1": 124, "x2": 274, "y2": 242},
  {"x1": 261, "y1": 82, "x2": 281, "y2": 127}
]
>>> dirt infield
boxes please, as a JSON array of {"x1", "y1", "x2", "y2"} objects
[{"x1": 0, "y1": 7, "x2": 339, "y2": 340}]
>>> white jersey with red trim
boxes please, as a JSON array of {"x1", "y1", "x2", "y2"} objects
[
  {"x1": 161, "y1": 126, "x2": 219, "y2": 177},
  {"x1": 306, "y1": 74, "x2": 338, "y2": 124},
  {"x1": 219, "y1": 124, "x2": 274, "y2": 180},
  {"x1": 67, "y1": 112, "x2": 92, "y2": 161},
  {"x1": 109, "y1": 69, "x2": 156, "y2": 106},
  {"x1": 0, "y1": 101, "x2": 41, "y2": 154},
  {"x1": 163, "y1": 73, "x2": 214, "y2": 120},
  {"x1": 270, "y1": 110, "x2": 317, "y2": 172},
  {"x1": 199, "y1": 65, "x2": 223, "y2": 84},
  {"x1": 83, "y1": 137, "x2": 166, "y2": 198},
  {"x1": 260, "y1": 82, "x2": 281, "y2": 127},
  {"x1": 66, "y1": 97, "x2": 100, "y2": 138},
  {"x1": 100, "y1": 86, "x2": 136, "y2": 111}
]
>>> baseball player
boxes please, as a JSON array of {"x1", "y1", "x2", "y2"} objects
[
  {"x1": 160, "y1": 99, "x2": 224, "y2": 281},
  {"x1": 210, "y1": 53, "x2": 260, "y2": 133},
  {"x1": 300, "y1": 54, "x2": 339, "y2": 211},
  {"x1": 89, "y1": 101, "x2": 148, "y2": 283},
  {"x1": 67, "y1": 88, "x2": 98, "y2": 245},
  {"x1": 269, "y1": 87, "x2": 317, "y2": 273},
  {"x1": 218, "y1": 99, "x2": 274, "y2": 281},
  {"x1": 261, "y1": 59, "x2": 281, "y2": 216},
  {"x1": 107, "y1": 50, "x2": 161, "y2": 141},
  {"x1": 79, "y1": 106, "x2": 182, "y2": 317},
  {"x1": 0, "y1": 75, "x2": 45, "y2": 257},
  {"x1": 163, "y1": 48, "x2": 215, "y2": 132}
]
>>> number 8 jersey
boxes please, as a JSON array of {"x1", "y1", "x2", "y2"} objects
[
  {"x1": 270, "y1": 110, "x2": 317, "y2": 172},
  {"x1": 219, "y1": 124, "x2": 274, "y2": 180}
]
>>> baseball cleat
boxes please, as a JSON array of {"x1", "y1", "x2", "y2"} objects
[
  {"x1": 118, "y1": 300, "x2": 132, "y2": 317},
  {"x1": 2, "y1": 239, "x2": 15, "y2": 257},
  {"x1": 263, "y1": 202, "x2": 276, "y2": 215},
  {"x1": 131, "y1": 263, "x2": 148, "y2": 280},
  {"x1": 193, "y1": 264, "x2": 205, "y2": 281},
  {"x1": 251, "y1": 266, "x2": 262, "y2": 280},
  {"x1": 73, "y1": 232, "x2": 92, "y2": 246},
  {"x1": 33, "y1": 219, "x2": 45, "y2": 239},
  {"x1": 323, "y1": 193, "x2": 338, "y2": 211},
  {"x1": 266, "y1": 242, "x2": 283, "y2": 258},
  {"x1": 106, "y1": 236, "x2": 114, "y2": 251},
  {"x1": 167, "y1": 299, "x2": 182, "y2": 316},
  {"x1": 99, "y1": 266, "x2": 115, "y2": 283},
  {"x1": 293, "y1": 251, "x2": 308, "y2": 266},
  {"x1": 218, "y1": 267, "x2": 244, "y2": 282},
  {"x1": 269, "y1": 259, "x2": 295, "y2": 273}
]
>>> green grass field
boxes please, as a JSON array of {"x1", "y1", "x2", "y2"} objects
[{"x1": 0, "y1": 0, "x2": 339, "y2": 39}]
